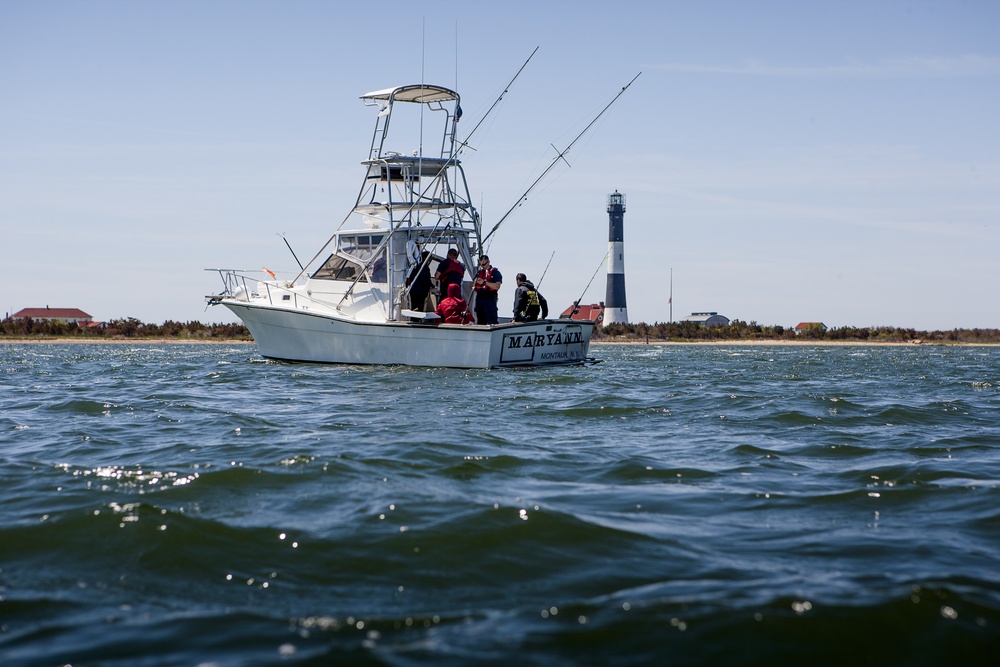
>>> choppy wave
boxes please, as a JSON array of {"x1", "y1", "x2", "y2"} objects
[{"x1": 1, "y1": 342, "x2": 998, "y2": 665}]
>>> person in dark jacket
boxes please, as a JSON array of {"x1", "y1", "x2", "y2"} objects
[
  {"x1": 435, "y1": 283, "x2": 475, "y2": 324},
  {"x1": 512, "y1": 273, "x2": 548, "y2": 322},
  {"x1": 406, "y1": 251, "x2": 432, "y2": 312}
]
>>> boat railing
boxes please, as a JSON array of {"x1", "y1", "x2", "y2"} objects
[
  {"x1": 206, "y1": 268, "x2": 363, "y2": 319},
  {"x1": 205, "y1": 269, "x2": 285, "y2": 306},
  {"x1": 205, "y1": 269, "x2": 253, "y2": 304}
]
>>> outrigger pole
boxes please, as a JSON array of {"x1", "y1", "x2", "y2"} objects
[
  {"x1": 480, "y1": 72, "x2": 642, "y2": 248},
  {"x1": 459, "y1": 46, "x2": 539, "y2": 155}
]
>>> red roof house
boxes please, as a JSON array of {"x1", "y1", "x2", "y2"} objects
[
  {"x1": 12, "y1": 307, "x2": 93, "y2": 323},
  {"x1": 560, "y1": 302, "x2": 604, "y2": 324},
  {"x1": 794, "y1": 322, "x2": 827, "y2": 334}
]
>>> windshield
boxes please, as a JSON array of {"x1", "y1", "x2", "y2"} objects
[{"x1": 311, "y1": 234, "x2": 387, "y2": 282}]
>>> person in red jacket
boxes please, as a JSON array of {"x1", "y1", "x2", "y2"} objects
[
  {"x1": 472, "y1": 255, "x2": 502, "y2": 325},
  {"x1": 435, "y1": 283, "x2": 475, "y2": 324},
  {"x1": 434, "y1": 248, "x2": 465, "y2": 298}
]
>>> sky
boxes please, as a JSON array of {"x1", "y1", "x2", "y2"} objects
[{"x1": 2, "y1": 0, "x2": 998, "y2": 330}]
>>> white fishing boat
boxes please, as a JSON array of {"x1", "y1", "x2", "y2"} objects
[{"x1": 207, "y1": 76, "x2": 634, "y2": 368}]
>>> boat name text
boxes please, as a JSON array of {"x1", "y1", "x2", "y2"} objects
[{"x1": 505, "y1": 331, "x2": 583, "y2": 350}]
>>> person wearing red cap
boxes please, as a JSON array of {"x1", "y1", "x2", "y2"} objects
[{"x1": 435, "y1": 283, "x2": 475, "y2": 324}]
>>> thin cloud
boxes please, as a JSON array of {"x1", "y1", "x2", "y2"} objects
[{"x1": 653, "y1": 55, "x2": 1000, "y2": 78}]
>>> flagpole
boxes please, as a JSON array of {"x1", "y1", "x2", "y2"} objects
[{"x1": 669, "y1": 268, "x2": 673, "y2": 323}]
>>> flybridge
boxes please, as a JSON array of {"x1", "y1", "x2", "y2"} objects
[
  {"x1": 362, "y1": 84, "x2": 462, "y2": 162},
  {"x1": 360, "y1": 85, "x2": 458, "y2": 104}
]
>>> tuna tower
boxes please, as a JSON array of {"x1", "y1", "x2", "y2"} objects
[{"x1": 604, "y1": 190, "x2": 628, "y2": 325}]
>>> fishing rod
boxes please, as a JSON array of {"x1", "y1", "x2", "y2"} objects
[
  {"x1": 278, "y1": 233, "x2": 304, "y2": 271},
  {"x1": 569, "y1": 250, "x2": 609, "y2": 317},
  {"x1": 458, "y1": 46, "x2": 539, "y2": 155},
  {"x1": 480, "y1": 71, "x2": 642, "y2": 247},
  {"x1": 536, "y1": 251, "x2": 555, "y2": 289}
]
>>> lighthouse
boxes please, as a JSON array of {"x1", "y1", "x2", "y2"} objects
[{"x1": 604, "y1": 190, "x2": 628, "y2": 325}]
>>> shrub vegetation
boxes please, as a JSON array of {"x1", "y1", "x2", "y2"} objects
[
  {"x1": 594, "y1": 321, "x2": 1000, "y2": 344},
  {"x1": 2, "y1": 316, "x2": 997, "y2": 344},
  {"x1": 0, "y1": 317, "x2": 252, "y2": 340}
]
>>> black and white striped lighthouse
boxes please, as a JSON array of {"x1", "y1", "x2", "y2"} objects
[{"x1": 604, "y1": 190, "x2": 628, "y2": 325}]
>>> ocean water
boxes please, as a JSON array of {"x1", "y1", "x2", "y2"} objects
[{"x1": 1, "y1": 342, "x2": 998, "y2": 666}]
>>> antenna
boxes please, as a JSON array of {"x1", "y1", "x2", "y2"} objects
[{"x1": 418, "y1": 18, "x2": 426, "y2": 158}]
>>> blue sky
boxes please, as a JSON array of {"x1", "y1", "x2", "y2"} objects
[{"x1": 2, "y1": 0, "x2": 997, "y2": 330}]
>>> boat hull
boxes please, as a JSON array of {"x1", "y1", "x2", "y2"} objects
[{"x1": 224, "y1": 302, "x2": 593, "y2": 368}]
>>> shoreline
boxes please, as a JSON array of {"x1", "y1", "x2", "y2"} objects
[
  {"x1": 593, "y1": 339, "x2": 997, "y2": 347},
  {"x1": 0, "y1": 338, "x2": 253, "y2": 345},
  {"x1": 590, "y1": 340, "x2": 1000, "y2": 347},
  {"x1": 1, "y1": 338, "x2": 995, "y2": 347}
]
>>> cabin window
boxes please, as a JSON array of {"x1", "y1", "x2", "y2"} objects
[
  {"x1": 311, "y1": 234, "x2": 387, "y2": 282},
  {"x1": 312, "y1": 255, "x2": 362, "y2": 281}
]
